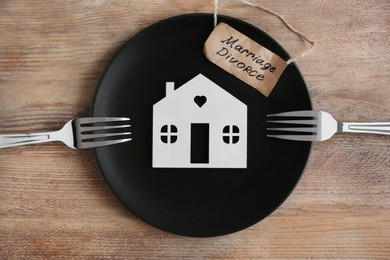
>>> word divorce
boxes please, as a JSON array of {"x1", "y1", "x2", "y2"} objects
[{"x1": 216, "y1": 36, "x2": 277, "y2": 81}]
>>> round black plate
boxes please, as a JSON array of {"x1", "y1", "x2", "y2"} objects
[{"x1": 92, "y1": 14, "x2": 312, "y2": 237}]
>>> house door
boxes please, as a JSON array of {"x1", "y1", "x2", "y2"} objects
[{"x1": 190, "y1": 123, "x2": 209, "y2": 164}]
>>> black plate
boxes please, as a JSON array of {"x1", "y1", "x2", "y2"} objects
[{"x1": 92, "y1": 14, "x2": 312, "y2": 237}]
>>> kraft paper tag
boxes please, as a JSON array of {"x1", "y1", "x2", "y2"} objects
[{"x1": 204, "y1": 23, "x2": 288, "y2": 97}]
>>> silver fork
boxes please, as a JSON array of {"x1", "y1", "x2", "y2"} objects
[
  {"x1": 0, "y1": 117, "x2": 131, "y2": 149},
  {"x1": 267, "y1": 110, "x2": 390, "y2": 141}
]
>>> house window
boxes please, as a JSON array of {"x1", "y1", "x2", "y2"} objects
[
  {"x1": 161, "y1": 125, "x2": 178, "y2": 143},
  {"x1": 223, "y1": 125, "x2": 240, "y2": 144}
]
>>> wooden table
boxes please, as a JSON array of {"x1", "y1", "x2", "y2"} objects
[{"x1": 1, "y1": 0, "x2": 389, "y2": 258}]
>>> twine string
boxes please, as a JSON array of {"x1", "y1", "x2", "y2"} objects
[
  {"x1": 214, "y1": 0, "x2": 219, "y2": 27},
  {"x1": 213, "y1": 0, "x2": 315, "y2": 64}
]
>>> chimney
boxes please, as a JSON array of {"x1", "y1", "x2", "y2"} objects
[{"x1": 166, "y1": 82, "x2": 175, "y2": 97}]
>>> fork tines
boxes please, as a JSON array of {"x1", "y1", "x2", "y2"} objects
[
  {"x1": 76, "y1": 117, "x2": 132, "y2": 148},
  {"x1": 266, "y1": 110, "x2": 317, "y2": 141}
]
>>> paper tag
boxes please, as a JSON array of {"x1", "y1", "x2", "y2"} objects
[{"x1": 204, "y1": 23, "x2": 287, "y2": 97}]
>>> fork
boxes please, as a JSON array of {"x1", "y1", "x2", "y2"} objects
[
  {"x1": 267, "y1": 110, "x2": 390, "y2": 141},
  {"x1": 0, "y1": 117, "x2": 132, "y2": 149}
]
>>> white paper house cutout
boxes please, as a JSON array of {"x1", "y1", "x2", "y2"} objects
[{"x1": 153, "y1": 74, "x2": 247, "y2": 168}]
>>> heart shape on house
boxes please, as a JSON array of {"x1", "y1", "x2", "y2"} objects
[{"x1": 194, "y1": 95, "x2": 207, "y2": 107}]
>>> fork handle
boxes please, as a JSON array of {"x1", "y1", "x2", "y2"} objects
[
  {"x1": 339, "y1": 122, "x2": 390, "y2": 135},
  {"x1": 0, "y1": 132, "x2": 59, "y2": 148}
]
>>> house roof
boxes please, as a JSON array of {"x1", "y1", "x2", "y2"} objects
[{"x1": 154, "y1": 74, "x2": 246, "y2": 110}]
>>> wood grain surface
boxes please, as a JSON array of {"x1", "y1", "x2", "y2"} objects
[{"x1": 0, "y1": 0, "x2": 389, "y2": 258}]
